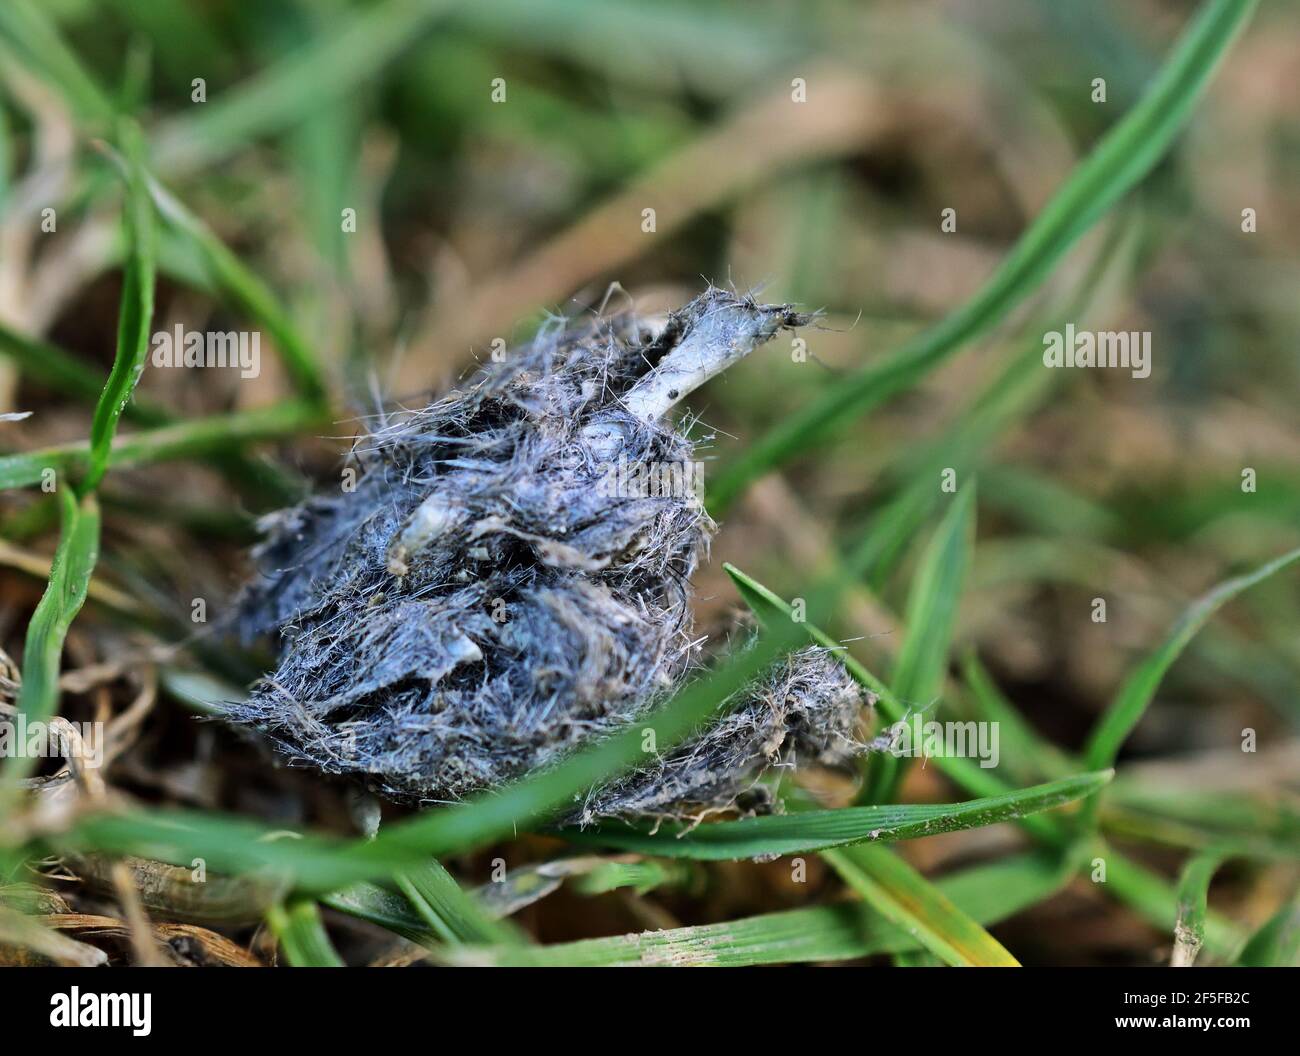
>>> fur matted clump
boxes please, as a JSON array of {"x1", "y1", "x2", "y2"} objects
[
  {"x1": 575, "y1": 646, "x2": 869, "y2": 824},
  {"x1": 230, "y1": 288, "x2": 873, "y2": 821}
]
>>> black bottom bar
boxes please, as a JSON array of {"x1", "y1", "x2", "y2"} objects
[{"x1": 2, "y1": 966, "x2": 1286, "y2": 1043}]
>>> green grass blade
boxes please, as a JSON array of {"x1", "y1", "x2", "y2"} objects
[
  {"x1": 0, "y1": 92, "x2": 10, "y2": 207},
  {"x1": 45, "y1": 766, "x2": 1097, "y2": 901},
  {"x1": 865, "y1": 481, "x2": 976, "y2": 801},
  {"x1": 1105, "y1": 848, "x2": 1242, "y2": 957},
  {"x1": 452, "y1": 851, "x2": 1065, "y2": 967},
  {"x1": 266, "y1": 898, "x2": 344, "y2": 967},
  {"x1": 0, "y1": 1, "x2": 116, "y2": 124},
  {"x1": 83, "y1": 121, "x2": 155, "y2": 494},
  {"x1": 890, "y1": 482, "x2": 976, "y2": 708},
  {"x1": 333, "y1": 859, "x2": 616, "y2": 935},
  {"x1": 395, "y1": 860, "x2": 521, "y2": 946},
  {"x1": 1172, "y1": 852, "x2": 1222, "y2": 966},
  {"x1": 935, "y1": 850, "x2": 1072, "y2": 922},
  {"x1": 143, "y1": 175, "x2": 327, "y2": 402},
  {"x1": 459, "y1": 903, "x2": 886, "y2": 968},
  {"x1": 0, "y1": 400, "x2": 328, "y2": 490},
  {"x1": 452, "y1": 0, "x2": 798, "y2": 100},
  {"x1": 558, "y1": 771, "x2": 1111, "y2": 859},
  {"x1": 1233, "y1": 897, "x2": 1300, "y2": 967},
  {"x1": 55, "y1": 810, "x2": 378, "y2": 892},
  {"x1": 3, "y1": 490, "x2": 100, "y2": 786},
  {"x1": 1083, "y1": 545, "x2": 1300, "y2": 771},
  {"x1": 893, "y1": 950, "x2": 943, "y2": 967},
  {"x1": 961, "y1": 649, "x2": 1078, "y2": 782},
  {"x1": 321, "y1": 882, "x2": 441, "y2": 948},
  {"x1": 151, "y1": 0, "x2": 459, "y2": 175},
  {"x1": 53, "y1": 807, "x2": 1079, "y2": 964},
  {"x1": 1105, "y1": 782, "x2": 1300, "y2": 859},
  {"x1": 980, "y1": 465, "x2": 1122, "y2": 540},
  {"x1": 822, "y1": 843, "x2": 1019, "y2": 966},
  {"x1": 844, "y1": 219, "x2": 1138, "y2": 592},
  {"x1": 91, "y1": 140, "x2": 327, "y2": 404},
  {"x1": 706, "y1": 0, "x2": 1259, "y2": 513},
  {"x1": 572, "y1": 859, "x2": 692, "y2": 897}
]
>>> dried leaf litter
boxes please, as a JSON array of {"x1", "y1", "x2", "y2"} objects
[{"x1": 230, "y1": 289, "x2": 873, "y2": 824}]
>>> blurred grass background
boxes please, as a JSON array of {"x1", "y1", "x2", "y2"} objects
[{"x1": 0, "y1": 0, "x2": 1297, "y2": 966}]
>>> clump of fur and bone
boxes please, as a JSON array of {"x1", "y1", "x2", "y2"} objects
[{"x1": 231, "y1": 288, "x2": 873, "y2": 825}]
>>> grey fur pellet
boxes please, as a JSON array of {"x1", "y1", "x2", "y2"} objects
[{"x1": 228, "y1": 288, "x2": 873, "y2": 822}]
